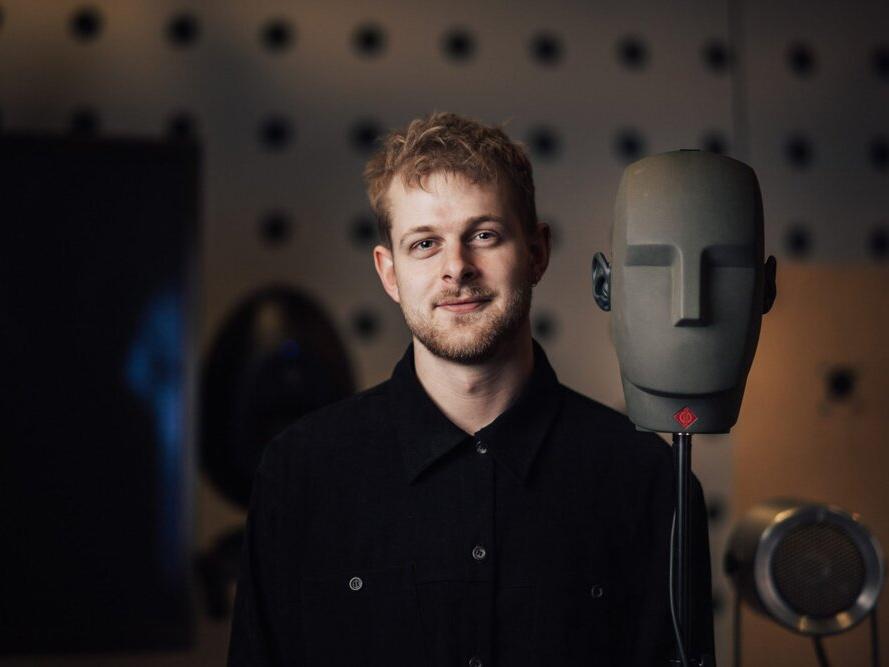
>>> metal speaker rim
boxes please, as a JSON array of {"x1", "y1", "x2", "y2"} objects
[{"x1": 755, "y1": 502, "x2": 884, "y2": 636}]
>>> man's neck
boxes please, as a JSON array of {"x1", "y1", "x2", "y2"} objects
[{"x1": 412, "y1": 325, "x2": 535, "y2": 436}]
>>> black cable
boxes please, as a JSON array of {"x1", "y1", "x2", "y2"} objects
[
  {"x1": 871, "y1": 605, "x2": 880, "y2": 667},
  {"x1": 812, "y1": 636, "x2": 830, "y2": 667},
  {"x1": 669, "y1": 509, "x2": 690, "y2": 667}
]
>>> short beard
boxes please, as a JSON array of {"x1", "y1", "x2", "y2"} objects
[{"x1": 400, "y1": 274, "x2": 534, "y2": 365}]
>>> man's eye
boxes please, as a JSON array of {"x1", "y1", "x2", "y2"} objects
[
  {"x1": 475, "y1": 231, "x2": 498, "y2": 242},
  {"x1": 412, "y1": 232, "x2": 497, "y2": 252}
]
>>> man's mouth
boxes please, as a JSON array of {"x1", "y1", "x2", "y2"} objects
[{"x1": 437, "y1": 298, "x2": 491, "y2": 312}]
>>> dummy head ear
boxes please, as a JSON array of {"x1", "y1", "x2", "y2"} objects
[
  {"x1": 592, "y1": 252, "x2": 612, "y2": 312},
  {"x1": 762, "y1": 255, "x2": 777, "y2": 315}
]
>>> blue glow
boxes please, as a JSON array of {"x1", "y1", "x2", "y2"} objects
[
  {"x1": 281, "y1": 338, "x2": 301, "y2": 359},
  {"x1": 124, "y1": 288, "x2": 186, "y2": 587}
]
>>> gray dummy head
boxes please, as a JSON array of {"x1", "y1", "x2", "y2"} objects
[{"x1": 592, "y1": 150, "x2": 777, "y2": 433}]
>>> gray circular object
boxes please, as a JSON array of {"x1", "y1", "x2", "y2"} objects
[{"x1": 726, "y1": 499, "x2": 884, "y2": 636}]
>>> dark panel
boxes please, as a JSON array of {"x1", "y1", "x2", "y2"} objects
[{"x1": 0, "y1": 133, "x2": 199, "y2": 654}]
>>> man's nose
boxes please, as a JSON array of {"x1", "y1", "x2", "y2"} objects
[
  {"x1": 442, "y1": 243, "x2": 478, "y2": 283},
  {"x1": 673, "y1": 250, "x2": 704, "y2": 326}
]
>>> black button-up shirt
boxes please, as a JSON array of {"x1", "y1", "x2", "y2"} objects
[{"x1": 228, "y1": 339, "x2": 715, "y2": 666}]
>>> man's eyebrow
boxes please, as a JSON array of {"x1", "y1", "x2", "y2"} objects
[{"x1": 399, "y1": 215, "x2": 507, "y2": 248}]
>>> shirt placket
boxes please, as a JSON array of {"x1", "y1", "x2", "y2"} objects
[{"x1": 468, "y1": 434, "x2": 496, "y2": 667}]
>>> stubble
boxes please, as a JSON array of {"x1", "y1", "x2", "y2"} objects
[{"x1": 399, "y1": 272, "x2": 534, "y2": 364}]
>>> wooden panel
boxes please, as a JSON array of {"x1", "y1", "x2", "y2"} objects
[{"x1": 732, "y1": 264, "x2": 889, "y2": 665}]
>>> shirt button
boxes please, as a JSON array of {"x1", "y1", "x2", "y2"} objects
[
  {"x1": 348, "y1": 576, "x2": 363, "y2": 591},
  {"x1": 472, "y1": 545, "x2": 487, "y2": 561},
  {"x1": 475, "y1": 439, "x2": 488, "y2": 454},
  {"x1": 469, "y1": 657, "x2": 483, "y2": 667}
]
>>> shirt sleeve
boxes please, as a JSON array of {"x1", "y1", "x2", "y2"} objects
[
  {"x1": 227, "y1": 434, "x2": 292, "y2": 666},
  {"x1": 624, "y1": 443, "x2": 716, "y2": 666}
]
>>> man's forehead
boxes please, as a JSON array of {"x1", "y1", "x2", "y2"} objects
[
  {"x1": 388, "y1": 170, "x2": 503, "y2": 201},
  {"x1": 387, "y1": 171, "x2": 513, "y2": 230}
]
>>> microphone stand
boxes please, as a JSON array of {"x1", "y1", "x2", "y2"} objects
[
  {"x1": 672, "y1": 432, "x2": 692, "y2": 666},
  {"x1": 669, "y1": 433, "x2": 713, "y2": 667}
]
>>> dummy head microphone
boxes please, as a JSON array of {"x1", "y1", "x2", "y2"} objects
[
  {"x1": 592, "y1": 149, "x2": 777, "y2": 434},
  {"x1": 592, "y1": 149, "x2": 777, "y2": 667}
]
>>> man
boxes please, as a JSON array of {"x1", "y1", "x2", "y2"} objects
[{"x1": 228, "y1": 111, "x2": 715, "y2": 666}]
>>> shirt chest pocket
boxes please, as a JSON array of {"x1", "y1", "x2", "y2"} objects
[
  {"x1": 299, "y1": 563, "x2": 428, "y2": 667},
  {"x1": 531, "y1": 570, "x2": 618, "y2": 664}
]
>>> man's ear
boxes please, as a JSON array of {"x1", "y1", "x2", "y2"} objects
[
  {"x1": 373, "y1": 244, "x2": 400, "y2": 304},
  {"x1": 529, "y1": 221, "x2": 551, "y2": 284}
]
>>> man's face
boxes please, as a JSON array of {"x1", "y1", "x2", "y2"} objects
[{"x1": 373, "y1": 170, "x2": 549, "y2": 364}]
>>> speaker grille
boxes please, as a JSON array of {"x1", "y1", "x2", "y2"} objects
[{"x1": 772, "y1": 523, "x2": 865, "y2": 618}]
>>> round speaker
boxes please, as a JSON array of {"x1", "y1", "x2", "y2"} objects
[
  {"x1": 725, "y1": 499, "x2": 884, "y2": 636},
  {"x1": 200, "y1": 284, "x2": 355, "y2": 509}
]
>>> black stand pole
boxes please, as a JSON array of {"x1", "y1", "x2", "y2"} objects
[
  {"x1": 670, "y1": 432, "x2": 717, "y2": 667},
  {"x1": 674, "y1": 432, "x2": 692, "y2": 658}
]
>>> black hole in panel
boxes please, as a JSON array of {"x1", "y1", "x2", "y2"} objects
[
  {"x1": 262, "y1": 18, "x2": 294, "y2": 52},
  {"x1": 442, "y1": 27, "x2": 475, "y2": 62},
  {"x1": 869, "y1": 136, "x2": 889, "y2": 171},
  {"x1": 352, "y1": 309, "x2": 380, "y2": 341},
  {"x1": 167, "y1": 12, "x2": 199, "y2": 47},
  {"x1": 617, "y1": 35, "x2": 648, "y2": 70},
  {"x1": 701, "y1": 131, "x2": 728, "y2": 155},
  {"x1": 826, "y1": 367, "x2": 856, "y2": 401},
  {"x1": 787, "y1": 42, "x2": 816, "y2": 77},
  {"x1": 785, "y1": 134, "x2": 813, "y2": 169},
  {"x1": 702, "y1": 39, "x2": 731, "y2": 74},
  {"x1": 872, "y1": 45, "x2": 889, "y2": 80},
  {"x1": 784, "y1": 224, "x2": 812, "y2": 259},
  {"x1": 259, "y1": 116, "x2": 293, "y2": 150},
  {"x1": 531, "y1": 32, "x2": 563, "y2": 66},
  {"x1": 868, "y1": 226, "x2": 888, "y2": 260},
  {"x1": 70, "y1": 107, "x2": 100, "y2": 136},
  {"x1": 350, "y1": 215, "x2": 377, "y2": 248},
  {"x1": 532, "y1": 313, "x2": 558, "y2": 341},
  {"x1": 350, "y1": 118, "x2": 382, "y2": 154},
  {"x1": 167, "y1": 112, "x2": 197, "y2": 140},
  {"x1": 260, "y1": 211, "x2": 292, "y2": 245},
  {"x1": 614, "y1": 128, "x2": 645, "y2": 163},
  {"x1": 528, "y1": 126, "x2": 561, "y2": 160},
  {"x1": 708, "y1": 496, "x2": 726, "y2": 524},
  {"x1": 71, "y1": 6, "x2": 102, "y2": 41},
  {"x1": 353, "y1": 23, "x2": 386, "y2": 57}
]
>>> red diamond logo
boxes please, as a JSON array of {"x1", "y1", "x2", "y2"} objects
[{"x1": 673, "y1": 406, "x2": 698, "y2": 429}]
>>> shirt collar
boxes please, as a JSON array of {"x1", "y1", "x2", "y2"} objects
[{"x1": 388, "y1": 338, "x2": 564, "y2": 485}]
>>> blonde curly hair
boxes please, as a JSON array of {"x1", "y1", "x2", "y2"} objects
[{"x1": 362, "y1": 111, "x2": 538, "y2": 249}]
